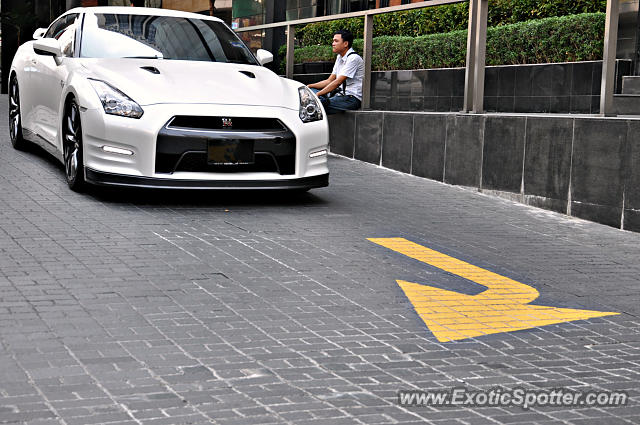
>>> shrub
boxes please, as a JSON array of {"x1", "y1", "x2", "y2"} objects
[
  {"x1": 297, "y1": 0, "x2": 606, "y2": 46},
  {"x1": 485, "y1": 12, "x2": 604, "y2": 65},
  {"x1": 285, "y1": 13, "x2": 605, "y2": 71},
  {"x1": 299, "y1": 17, "x2": 365, "y2": 47}
]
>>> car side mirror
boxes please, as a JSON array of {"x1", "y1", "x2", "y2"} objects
[
  {"x1": 33, "y1": 38, "x2": 62, "y2": 57},
  {"x1": 33, "y1": 28, "x2": 47, "y2": 40},
  {"x1": 256, "y1": 49, "x2": 273, "y2": 66}
]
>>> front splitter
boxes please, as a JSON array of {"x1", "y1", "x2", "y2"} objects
[{"x1": 85, "y1": 168, "x2": 329, "y2": 190}]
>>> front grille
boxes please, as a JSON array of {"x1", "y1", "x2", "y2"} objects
[
  {"x1": 156, "y1": 116, "x2": 296, "y2": 175},
  {"x1": 168, "y1": 116, "x2": 286, "y2": 131}
]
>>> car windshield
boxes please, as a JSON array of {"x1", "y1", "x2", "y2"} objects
[{"x1": 80, "y1": 12, "x2": 258, "y2": 65}]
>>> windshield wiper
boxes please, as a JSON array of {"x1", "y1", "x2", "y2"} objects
[{"x1": 123, "y1": 55, "x2": 163, "y2": 59}]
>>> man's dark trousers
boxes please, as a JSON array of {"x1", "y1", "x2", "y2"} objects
[{"x1": 311, "y1": 88, "x2": 361, "y2": 114}]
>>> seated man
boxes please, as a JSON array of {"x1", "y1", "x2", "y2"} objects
[{"x1": 307, "y1": 29, "x2": 364, "y2": 114}]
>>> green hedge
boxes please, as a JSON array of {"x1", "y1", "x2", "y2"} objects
[
  {"x1": 297, "y1": 0, "x2": 606, "y2": 46},
  {"x1": 284, "y1": 13, "x2": 604, "y2": 71}
]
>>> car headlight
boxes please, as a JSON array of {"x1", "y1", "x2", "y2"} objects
[
  {"x1": 298, "y1": 86, "x2": 323, "y2": 123},
  {"x1": 88, "y1": 78, "x2": 144, "y2": 119}
]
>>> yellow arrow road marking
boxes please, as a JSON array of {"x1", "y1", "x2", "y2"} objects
[{"x1": 368, "y1": 238, "x2": 618, "y2": 342}]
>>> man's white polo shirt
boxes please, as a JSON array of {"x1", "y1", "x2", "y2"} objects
[{"x1": 331, "y1": 48, "x2": 365, "y2": 101}]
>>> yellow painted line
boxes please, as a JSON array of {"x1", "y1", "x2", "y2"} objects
[{"x1": 368, "y1": 238, "x2": 618, "y2": 342}]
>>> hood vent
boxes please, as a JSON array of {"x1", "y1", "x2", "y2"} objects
[
  {"x1": 141, "y1": 66, "x2": 160, "y2": 74},
  {"x1": 239, "y1": 71, "x2": 255, "y2": 79}
]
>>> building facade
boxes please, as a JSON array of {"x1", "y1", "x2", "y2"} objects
[
  {"x1": 230, "y1": 0, "x2": 427, "y2": 72},
  {"x1": 231, "y1": 0, "x2": 426, "y2": 28},
  {"x1": 159, "y1": 0, "x2": 232, "y2": 22},
  {"x1": 230, "y1": 0, "x2": 427, "y2": 56}
]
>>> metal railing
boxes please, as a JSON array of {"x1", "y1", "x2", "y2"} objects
[{"x1": 235, "y1": 0, "x2": 620, "y2": 116}]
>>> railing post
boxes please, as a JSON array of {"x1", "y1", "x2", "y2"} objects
[
  {"x1": 463, "y1": 0, "x2": 479, "y2": 112},
  {"x1": 286, "y1": 24, "x2": 295, "y2": 79},
  {"x1": 362, "y1": 13, "x2": 374, "y2": 109},
  {"x1": 472, "y1": 0, "x2": 488, "y2": 113},
  {"x1": 600, "y1": 0, "x2": 620, "y2": 116},
  {"x1": 463, "y1": 0, "x2": 488, "y2": 113}
]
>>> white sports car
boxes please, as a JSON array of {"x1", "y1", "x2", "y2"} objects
[{"x1": 9, "y1": 7, "x2": 329, "y2": 191}]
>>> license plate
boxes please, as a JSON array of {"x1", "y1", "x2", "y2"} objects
[{"x1": 207, "y1": 139, "x2": 254, "y2": 165}]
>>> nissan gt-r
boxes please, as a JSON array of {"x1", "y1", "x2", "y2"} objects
[{"x1": 8, "y1": 7, "x2": 329, "y2": 191}]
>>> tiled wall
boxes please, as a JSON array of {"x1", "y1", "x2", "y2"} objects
[
  {"x1": 285, "y1": 0, "x2": 320, "y2": 20},
  {"x1": 294, "y1": 60, "x2": 633, "y2": 114},
  {"x1": 328, "y1": 111, "x2": 640, "y2": 232}
]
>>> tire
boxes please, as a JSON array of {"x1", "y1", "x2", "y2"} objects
[
  {"x1": 8, "y1": 75, "x2": 27, "y2": 150},
  {"x1": 62, "y1": 99, "x2": 85, "y2": 191}
]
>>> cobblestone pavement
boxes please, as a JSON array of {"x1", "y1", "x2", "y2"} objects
[{"x1": 1, "y1": 97, "x2": 640, "y2": 424}]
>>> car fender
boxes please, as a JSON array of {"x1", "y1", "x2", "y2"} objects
[
  {"x1": 55, "y1": 70, "x2": 103, "y2": 157},
  {"x1": 63, "y1": 68, "x2": 102, "y2": 111},
  {"x1": 279, "y1": 77, "x2": 305, "y2": 107},
  {"x1": 280, "y1": 77, "x2": 329, "y2": 120},
  {"x1": 9, "y1": 43, "x2": 37, "y2": 128},
  {"x1": 8, "y1": 42, "x2": 33, "y2": 84}
]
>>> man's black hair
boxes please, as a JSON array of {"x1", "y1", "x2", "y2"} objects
[{"x1": 334, "y1": 29, "x2": 354, "y2": 48}]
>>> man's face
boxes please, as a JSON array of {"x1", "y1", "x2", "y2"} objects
[{"x1": 332, "y1": 34, "x2": 349, "y2": 54}]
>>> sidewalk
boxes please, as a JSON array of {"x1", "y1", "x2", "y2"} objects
[{"x1": 0, "y1": 96, "x2": 639, "y2": 424}]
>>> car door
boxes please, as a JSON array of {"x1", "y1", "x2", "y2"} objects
[{"x1": 31, "y1": 13, "x2": 79, "y2": 145}]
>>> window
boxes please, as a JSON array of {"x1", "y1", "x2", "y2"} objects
[
  {"x1": 327, "y1": 0, "x2": 373, "y2": 13},
  {"x1": 80, "y1": 13, "x2": 259, "y2": 65},
  {"x1": 45, "y1": 14, "x2": 79, "y2": 39}
]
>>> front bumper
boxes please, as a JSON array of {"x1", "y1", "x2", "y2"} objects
[
  {"x1": 85, "y1": 168, "x2": 328, "y2": 190},
  {"x1": 79, "y1": 103, "x2": 329, "y2": 188}
]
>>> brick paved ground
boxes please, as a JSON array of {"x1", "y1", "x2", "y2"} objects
[{"x1": 1, "y1": 97, "x2": 639, "y2": 424}]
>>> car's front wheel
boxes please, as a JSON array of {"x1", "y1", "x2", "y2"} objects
[
  {"x1": 63, "y1": 99, "x2": 85, "y2": 191},
  {"x1": 9, "y1": 75, "x2": 27, "y2": 150}
]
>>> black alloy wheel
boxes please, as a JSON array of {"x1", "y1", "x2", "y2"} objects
[
  {"x1": 62, "y1": 99, "x2": 85, "y2": 191},
  {"x1": 9, "y1": 75, "x2": 27, "y2": 150}
]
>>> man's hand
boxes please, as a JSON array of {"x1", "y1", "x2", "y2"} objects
[
  {"x1": 316, "y1": 75, "x2": 347, "y2": 97},
  {"x1": 307, "y1": 74, "x2": 337, "y2": 92}
]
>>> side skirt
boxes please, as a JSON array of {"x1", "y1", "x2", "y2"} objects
[{"x1": 23, "y1": 128, "x2": 63, "y2": 163}]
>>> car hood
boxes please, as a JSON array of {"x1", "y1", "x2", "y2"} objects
[{"x1": 80, "y1": 59, "x2": 298, "y2": 109}]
